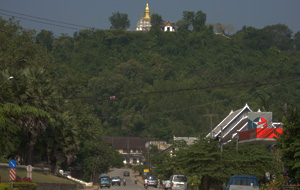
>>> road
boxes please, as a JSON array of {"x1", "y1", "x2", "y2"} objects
[{"x1": 93, "y1": 168, "x2": 158, "y2": 190}]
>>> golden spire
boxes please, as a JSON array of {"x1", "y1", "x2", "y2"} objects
[{"x1": 144, "y1": 0, "x2": 150, "y2": 20}]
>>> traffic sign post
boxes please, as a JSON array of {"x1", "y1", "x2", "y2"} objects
[
  {"x1": 9, "y1": 159, "x2": 17, "y2": 169},
  {"x1": 9, "y1": 169, "x2": 16, "y2": 181},
  {"x1": 9, "y1": 159, "x2": 17, "y2": 188}
]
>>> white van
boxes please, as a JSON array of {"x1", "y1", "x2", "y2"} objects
[{"x1": 170, "y1": 175, "x2": 188, "y2": 190}]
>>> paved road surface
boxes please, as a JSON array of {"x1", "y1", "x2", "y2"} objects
[{"x1": 92, "y1": 168, "x2": 158, "y2": 190}]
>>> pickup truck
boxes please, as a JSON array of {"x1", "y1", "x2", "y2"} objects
[{"x1": 226, "y1": 175, "x2": 259, "y2": 190}]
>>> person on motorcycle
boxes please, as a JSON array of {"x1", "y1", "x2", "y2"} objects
[
  {"x1": 123, "y1": 178, "x2": 126, "y2": 186},
  {"x1": 135, "y1": 177, "x2": 138, "y2": 184},
  {"x1": 144, "y1": 178, "x2": 148, "y2": 187}
]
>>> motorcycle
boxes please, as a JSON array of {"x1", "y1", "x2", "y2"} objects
[
  {"x1": 123, "y1": 180, "x2": 126, "y2": 186},
  {"x1": 144, "y1": 183, "x2": 148, "y2": 189}
]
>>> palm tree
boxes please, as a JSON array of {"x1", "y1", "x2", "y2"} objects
[
  {"x1": 46, "y1": 111, "x2": 80, "y2": 172},
  {"x1": 1, "y1": 65, "x2": 56, "y2": 165}
]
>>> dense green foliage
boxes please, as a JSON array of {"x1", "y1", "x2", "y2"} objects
[
  {"x1": 277, "y1": 106, "x2": 300, "y2": 183},
  {"x1": 0, "y1": 17, "x2": 123, "y2": 182},
  {"x1": 109, "y1": 12, "x2": 130, "y2": 30},
  {"x1": 1, "y1": 13, "x2": 300, "y2": 183},
  {"x1": 0, "y1": 182, "x2": 37, "y2": 190},
  {"x1": 151, "y1": 138, "x2": 281, "y2": 189},
  {"x1": 150, "y1": 13, "x2": 163, "y2": 30}
]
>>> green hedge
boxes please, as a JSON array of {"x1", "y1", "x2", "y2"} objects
[
  {"x1": 13, "y1": 183, "x2": 37, "y2": 190},
  {"x1": 0, "y1": 183, "x2": 37, "y2": 190},
  {"x1": 0, "y1": 183, "x2": 10, "y2": 190}
]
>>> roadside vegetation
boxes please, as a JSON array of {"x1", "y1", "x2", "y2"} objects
[
  {"x1": 0, "y1": 168, "x2": 75, "y2": 183},
  {"x1": 0, "y1": 9, "x2": 300, "y2": 186}
]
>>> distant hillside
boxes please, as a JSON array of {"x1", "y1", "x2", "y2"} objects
[{"x1": 52, "y1": 25, "x2": 300, "y2": 139}]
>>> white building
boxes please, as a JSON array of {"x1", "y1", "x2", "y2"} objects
[
  {"x1": 136, "y1": 2, "x2": 151, "y2": 31},
  {"x1": 161, "y1": 21, "x2": 176, "y2": 32}
]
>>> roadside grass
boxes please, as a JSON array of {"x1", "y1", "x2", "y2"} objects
[{"x1": 0, "y1": 168, "x2": 76, "y2": 184}]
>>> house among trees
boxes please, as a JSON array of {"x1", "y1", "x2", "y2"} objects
[
  {"x1": 206, "y1": 103, "x2": 283, "y2": 145},
  {"x1": 161, "y1": 21, "x2": 176, "y2": 32},
  {"x1": 102, "y1": 136, "x2": 151, "y2": 165}
]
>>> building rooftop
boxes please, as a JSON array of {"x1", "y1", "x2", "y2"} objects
[{"x1": 102, "y1": 136, "x2": 151, "y2": 150}]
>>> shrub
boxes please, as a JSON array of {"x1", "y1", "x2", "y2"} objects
[
  {"x1": 14, "y1": 176, "x2": 32, "y2": 183},
  {"x1": 0, "y1": 183, "x2": 10, "y2": 190},
  {"x1": 13, "y1": 182, "x2": 37, "y2": 190},
  {"x1": 21, "y1": 178, "x2": 32, "y2": 183},
  {"x1": 15, "y1": 176, "x2": 22, "y2": 182}
]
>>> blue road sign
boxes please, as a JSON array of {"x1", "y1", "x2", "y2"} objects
[{"x1": 9, "y1": 159, "x2": 17, "y2": 169}]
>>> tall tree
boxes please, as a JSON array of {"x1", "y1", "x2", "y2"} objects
[
  {"x1": 277, "y1": 106, "x2": 300, "y2": 183},
  {"x1": 182, "y1": 11, "x2": 194, "y2": 30},
  {"x1": 150, "y1": 13, "x2": 163, "y2": 30},
  {"x1": 176, "y1": 19, "x2": 189, "y2": 31},
  {"x1": 182, "y1": 10, "x2": 206, "y2": 31},
  {"x1": 193, "y1": 10, "x2": 206, "y2": 31},
  {"x1": 294, "y1": 31, "x2": 300, "y2": 50},
  {"x1": 36, "y1": 30, "x2": 54, "y2": 51},
  {"x1": 109, "y1": 12, "x2": 130, "y2": 30},
  {"x1": 263, "y1": 24, "x2": 293, "y2": 50}
]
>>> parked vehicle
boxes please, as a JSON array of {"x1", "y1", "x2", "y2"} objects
[
  {"x1": 147, "y1": 175, "x2": 158, "y2": 188},
  {"x1": 170, "y1": 174, "x2": 188, "y2": 190},
  {"x1": 99, "y1": 174, "x2": 111, "y2": 188},
  {"x1": 226, "y1": 175, "x2": 259, "y2": 190},
  {"x1": 123, "y1": 170, "x2": 130, "y2": 176},
  {"x1": 111, "y1": 176, "x2": 121, "y2": 186}
]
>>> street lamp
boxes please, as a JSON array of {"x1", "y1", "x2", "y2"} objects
[{"x1": 0, "y1": 76, "x2": 14, "y2": 88}]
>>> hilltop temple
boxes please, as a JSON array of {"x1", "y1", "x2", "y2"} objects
[{"x1": 136, "y1": 1, "x2": 152, "y2": 31}]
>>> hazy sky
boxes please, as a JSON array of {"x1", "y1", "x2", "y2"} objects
[{"x1": 1, "y1": 0, "x2": 299, "y2": 36}]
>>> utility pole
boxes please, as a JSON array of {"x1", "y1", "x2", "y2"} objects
[
  {"x1": 220, "y1": 126, "x2": 223, "y2": 154},
  {"x1": 127, "y1": 138, "x2": 129, "y2": 166},
  {"x1": 236, "y1": 132, "x2": 239, "y2": 153},
  {"x1": 203, "y1": 113, "x2": 219, "y2": 138}
]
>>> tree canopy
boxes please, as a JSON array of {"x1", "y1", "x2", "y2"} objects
[
  {"x1": 277, "y1": 106, "x2": 300, "y2": 183},
  {"x1": 150, "y1": 13, "x2": 163, "y2": 30},
  {"x1": 109, "y1": 11, "x2": 130, "y2": 30},
  {"x1": 1, "y1": 14, "x2": 300, "y2": 183}
]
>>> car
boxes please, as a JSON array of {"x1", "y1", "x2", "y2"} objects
[
  {"x1": 111, "y1": 176, "x2": 121, "y2": 186},
  {"x1": 99, "y1": 174, "x2": 111, "y2": 188},
  {"x1": 123, "y1": 171, "x2": 130, "y2": 177},
  {"x1": 225, "y1": 175, "x2": 259, "y2": 190},
  {"x1": 147, "y1": 175, "x2": 158, "y2": 188},
  {"x1": 170, "y1": 174, "x2": 188, "y2": 190}
]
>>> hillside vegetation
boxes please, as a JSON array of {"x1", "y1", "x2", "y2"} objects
[{"x1": 1, "y1": 16, "x2": 300, "y2": 181}]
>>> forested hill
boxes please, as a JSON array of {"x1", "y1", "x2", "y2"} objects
[
  {"x1": 1, "y1": 17, "x2": 300, "y2": 142},
  {"x1": 51, "y1": 24, "x2": 300, "y2": 139}
]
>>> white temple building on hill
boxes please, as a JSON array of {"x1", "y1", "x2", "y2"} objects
[{"x1": 136, "y1": 1, "x2": 152, "y2": 31}]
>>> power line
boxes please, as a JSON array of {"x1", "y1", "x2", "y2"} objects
[
  {"x1": 1, "y1": 76, "x2": 298, "y2": 120},
  {"x1": 0, "y1": 8, "x2": 92, "y2": 29},
  {"x1": 0, "y1": 12, "x2": 83, "y2": 31},
  {"x1": 100, "y1": 76, "x2": 298, "y2": 119},
  {"x1": 2, "y1": 72, "x2": 299, "y2": 104}
]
